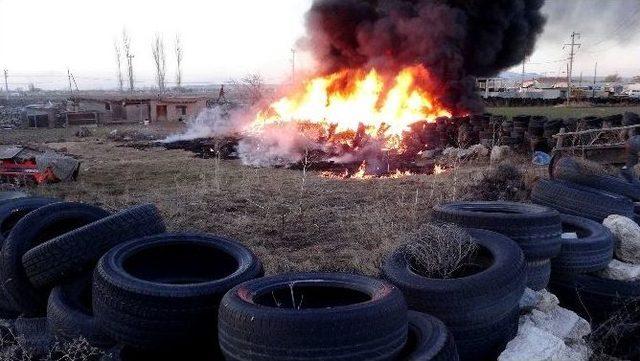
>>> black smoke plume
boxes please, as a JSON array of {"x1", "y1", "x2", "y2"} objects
[{"x1": 301, "y1": 0, "x2": 547, "y2": 114}]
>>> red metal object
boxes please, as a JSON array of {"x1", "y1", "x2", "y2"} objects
[{"x1": 0, "y1": 159, "x2": 57, "y2": 184}]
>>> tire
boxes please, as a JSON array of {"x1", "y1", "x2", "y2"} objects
[
  {"x1": 552, "y1": 157, "x2": 640, "y2": 201},
  {"x1": 432, "y1": 201, "x2": 562, "y2": 261},
  {"x1": 22, "y1": 204, "x2": 165, "y2": 289},
  {"x1": 1, "y1": 202, "x2": 109, "y2": 316},
  {"x1": 94, "y1": 233, "x2": 263, "y2": 351},
  {"x1": 525, "y1": 260, "x2": 551, "y2": 291},
  {"x1": 0, "y1": 197, "x2": 59, "y2": 243},
  {"x1": 218, "y1": 272, "x2": 407, "y2": 361},
  {"x1": 14, "y1": 317, "x2": 53, "y2": 357},
  {"x1": 531, "y1": 179, "x2": 636, "y2": 222},
  {"x1": 382, "y1": 229, "x2": 526, "y2": 361},
  {"x1": 0, "y1": 191, "x2": 29, "y2": 203},
  {"x1": 549, "y1": 272, "x2": 640, "y2": 325},
  {"x1": 553, "y1": 215, "x2": 614, "y2": 274},
  {"x1": 47, "y1": 277, "x2": 114, "y2": 348},
  {"x1": 399, "y1": 311, "x2": 459, "y2": 361}
]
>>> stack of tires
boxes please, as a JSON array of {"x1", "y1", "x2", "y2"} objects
[
  {"x1": 530, "y1": 157, "x2": 640, "y2": 358},
  {"x1": 0, "y1": 194, "x2": 265, "y2": 359},
  {"x1": 532, "y1": 157, "x2": 639, "y2": 222},
  {"x1": 510, "y1": 115, "x2": 529, "y2": 145},
  {"x1": 499, "y1": 118, "x2": 514, "y2": 146},
  {"x1": 217, "y1": 273, "x2": 459, "y2": 361},
  {"x1": 382, "y1": 228, "x2": 526, "y2": 361},
  {"x1": 432, "y1": 202, "x2": 562, "y2": 291}
]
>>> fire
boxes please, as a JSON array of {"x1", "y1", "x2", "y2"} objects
[{"x1": 247, "y1": 65, "x2": 452, "y2": 150}]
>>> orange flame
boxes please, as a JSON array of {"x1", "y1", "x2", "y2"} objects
[{"x1": 247, "y1": 65, "x2": 452, "y2": 150}]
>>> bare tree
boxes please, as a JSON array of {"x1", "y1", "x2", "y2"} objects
[
  {"x1": 175, "y1": 34, "x2": 184, "y2": 90},
  {"x1": 122, "y1": 30, "x2": 135, "y2": 92},
  {"x1": 229, "y1": 73, "x2": 266, "y2": 106},
  {"x1": 114, "y1": 41, "x2": 124, "y2": 92},
  {"x1": 152, "y1": 33, "x2": 167, "y2": 93}
]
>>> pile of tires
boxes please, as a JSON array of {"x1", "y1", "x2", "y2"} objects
[
  {"x1": 532, "y1": 157, "x2": 639, "y2": 222},
  {"x1": 0, "y1": 192, "x2": 265, "y2": 359},
  {"x1": 432, "y1": 202, "x2": 562, "y2": 291},
  {"x1": 382, "y1": 229, "x2": 526, "y2": 361},
  {"x1": 0, "y1": 191, "x2": 461, "y2": 361},
  {"x1": 217, "y1": 272, "x2": 459, "y2": 361}
]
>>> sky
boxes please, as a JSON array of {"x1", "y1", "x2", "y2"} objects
[{"x1": 0, "y1": 0, "x2": 638, "y2": 90}]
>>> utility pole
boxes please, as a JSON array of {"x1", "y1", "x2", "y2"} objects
[
  {"x1": 67, "y1": 69, "x2": 73, "y2": 94},
  {"x1": 291, "y1": 48, "x2": 296, "y2": 84},
  {"x1": 563, "y1": 31, "x2": 581, "y2": 105},
  {"x1": 592, "y1": 62, "x2": 598, "y2": 99},
  {"x1": 3, "y1": 69, "x2": 8, "y2": 94}
]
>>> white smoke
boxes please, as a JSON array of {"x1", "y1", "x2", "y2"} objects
[
  {"x1": 161, "y1": 105, "x2": 247, "y2": 143},
  {"x1": 238, "y1": 123, "x2": 324, "y2": 167}
]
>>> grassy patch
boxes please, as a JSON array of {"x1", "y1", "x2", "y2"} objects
[{"x1": 487, "y1": 106, "x2": 640, "y2": 119}]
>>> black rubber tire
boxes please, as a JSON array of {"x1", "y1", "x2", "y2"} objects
[
  {"x1": 432, "y1": 201, "x2": 562, "y2": 261},
  {"x1": 0, "y1": 191, "x2": 29, "y2": 203},
  {"x1": 382, "y1": 229, "x2": 526, "y2": 361},
  {"x1": 102, "y1": 345, "x2": 218, "y2": 361},
  {"x1": 0, "y1": 196, "x2": 59, "y2": 243},
  {"x1": 531, "y1": 179, "x2": 636, "y2": 222},
  {"x1": 553, "y1": 214, "x2": 614, "y2": 274},
  {"x1": 94, "y1": 233, "x2": 263, "y2": 351},
  {"x1": 552, "y1": 157, "x2": 640, "y2": 201},
  {"x1": 218, "y1": 272, "x2": 407, "y2": 361},
  {"x1": 1, "y1": 202, "x2": 109, "y2": 316},
  {"x1": 13, "y1": 317, "x2": 53, "y2": 357},
  {"x1": 47, "y1": 276, "x2": 114, "y2": 348},
  {"x1": 22, "y1": 204, "x2": 165, "y2": 289},
  {"x1": 399, "y1": 311, "x2": 459, "y2": 361},
  {"x1": 549, "y1": 272, "x2": 640, "y2": 325},
  {"x1": 525, "y1": 260, "x2": 551, "y2": 291}
]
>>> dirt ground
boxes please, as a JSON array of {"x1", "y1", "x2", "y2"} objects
[{"x1": 1, "y1": 125, "x2": 546, "y2": 277}]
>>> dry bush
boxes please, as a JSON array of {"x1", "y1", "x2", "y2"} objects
[
  {"x1": 43, "y1": 338, "x2": 104, "y2": 361},
  {"x1": 463, "y1": 162, "x2": 527, "y2": 202},
  {"x1": 588, "y1": 301, "x2": 640, "y2": 361},
  {"x1": 402, "y1": 223, "x2": 479, "y2": 279}
]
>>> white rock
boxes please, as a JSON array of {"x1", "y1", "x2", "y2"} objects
[
  {"x1": 468, "y1": 144, "x2": 489, "y2": 157},
  {"x1": 519, "y1": 288, "x2": 541, "y2": 311},
  {"x1": 498, "y1": 319, "x2": 573, "y2": 361},
  {"x1": 526, "y1": 306, "x2": 591, "y2": 342},
  {"x1": 491, "y1": 145, "x2": 513, "y2": 164},
  {"x1": 598, "y1": 259, "x2": 640, "y2": 281},
  {"x1": 535, "y1": 289, "x2": 560, "y2": 313},
  {"x1": 603, "y1": 215, "x2": 640, "y2": 264},
  {"x1": 442, "y1": 147, "x2": 460, "y2": 158},
  {"x1": 567, "y1": 340, "x2": 593, "y2": 361}
]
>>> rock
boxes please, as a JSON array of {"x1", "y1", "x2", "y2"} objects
[
  {"x1": 598, "y1": 259, "x2": 640, "y2": 281},
  {"x1": 498, "y1": 319, "x2": 577, "y2": 361},
  {"x1": 535, "y1": 289, "x2": 560, "y2": 313},
  {"x1": 443, "y1": 147, "x2": 460, "y2": 158},
  {"x1": 74, "y1": 127, "x2": 93, "y2": 138},
  {"x1": 491, "y1": 145, "x2": 513, "y2": 164},
  {"x1": 603, "y1": 215, "x2": 640, "y2": 264},
  {"x1": 519, "y1": 288, "x2": 541, "y2": 311},
  {"x1": 525, "y1": 306, "x2": 591, "y2": 342},
  {"x1": 468, "y1": 144, "x2": 489, "y2": 157}
]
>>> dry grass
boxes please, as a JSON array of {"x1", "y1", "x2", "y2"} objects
[
  {"x1": 402, "y1": 223, "x2": 479, "y2": 279},
  {"x1": 1, "y1": 125, "x2": 542, "y2": 277}
]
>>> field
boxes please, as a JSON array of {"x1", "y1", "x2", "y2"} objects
[
  {"x1": 1, "y1": 124, "x2": 542, "y2": 276},
  {"x1": 488, "y1": 105, "x2": 640, "y2": 119}
]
